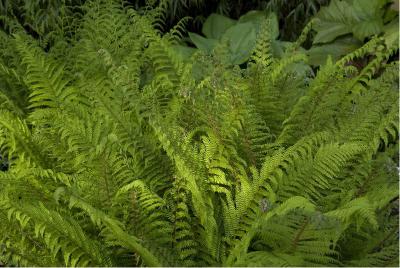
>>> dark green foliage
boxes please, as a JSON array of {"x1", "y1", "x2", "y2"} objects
[
  {"x1": 0, "y1": 0, "x2": 398, "y2": 266},
  {"x1": 0, "y1": 0, "x2": 85, "y2": 48},
  {"x1": 307, "y1": 0, "x2": 399, "y2": 65},
  {"x1": 183, "y1": 2, "x2": 398, "y2": 68},
  {"x1": 124, "y1": 0, "x2": 329, "y2": 40}
]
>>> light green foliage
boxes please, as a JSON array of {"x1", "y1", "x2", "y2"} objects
[{"x1": 0, "y1": 0, "x2": 398, "y2": 267}]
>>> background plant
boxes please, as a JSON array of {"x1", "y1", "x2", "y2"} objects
[
  {"x1": 0, "y1": 0, "x2": 330, "y2": 43},
  {"x1": 178, "y1": 0, "x2": 398, "y2": 68},
  {"x1": 306, "y1": 0, "x2": 399, "y2": 65}
]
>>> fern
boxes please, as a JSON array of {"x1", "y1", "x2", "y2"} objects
[{"x1": 0, "y1": 0, "x2": 398, "y2": 266}]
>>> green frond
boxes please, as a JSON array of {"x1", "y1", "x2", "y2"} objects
[
  {"x1": 0, "y1": 2, "x2": 398, "y2": 266},
  {"x1": 0, "y1": 110, "x2": 51, "y2": 168},
  {"x1": 325, "y1": 197, "x2": 379, "y2": 230},
  {"x1": 14, "y1": 34, "x2": 76, "y2": 114},
  {"x1": 336, "y1": 36, "x2": 382, "y2": 67},
  {"x1": 67, "y1": 193, "x2": 163, "y2": 267},
  {"x1": 0, "y1": 60, "x2": 28, "y2": 115},
  {"x1": 2, "y1": 199, "x2": 110, "y2": 266},
  {"x1": 250, "y1": 18, "x2": 274, "y2": 67},
  {"x1": 287, "y1": 18, "x2": 316, "y2": 53},
  {"x1": 348, "y1": 244, "x2": 399, "y2": 267}
]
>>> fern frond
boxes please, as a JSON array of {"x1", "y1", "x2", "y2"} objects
[
  {"x1": 67, "y1": 193, "x2": 163, "y2": 267},
  {"x1": 14, "y1": 34, "x2": 76, "y2": 115},
  {"x1": 2, "y1": 199, "x2": 110, "y2": 266}
]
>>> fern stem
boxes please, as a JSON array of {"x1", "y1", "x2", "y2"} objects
[
  {"x1": 371, "y1": 227, "x2": 398, "y2": 253},
  {"x1": 291, "y1": 217, "x2": 309, "y2": 251}
]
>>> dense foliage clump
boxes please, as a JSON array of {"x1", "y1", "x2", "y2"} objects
[{"x1": 0, "y1": 0, "x2": 398, "y2": 266}]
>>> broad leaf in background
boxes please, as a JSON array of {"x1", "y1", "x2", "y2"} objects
[
  {"x1": 238, "y1": 10, "x2": 265, "y2": 24},
  {"x1": 187, "y1": 11, "x2": 281, "y2": 65},
  {"x1": 238, "y1": 11, "x2": 279, "y2": 39},
  {"x1": 382, "y1": 19, "x2": 400, "y2": 48},
  {"x1": 313, "y1": 0, "x2": 389, "y2": 43},
  {"x1": 307, "y1": 37, "x2": 362, "y2": 66},
  {"x1": 222, "y1": 22, "x2": 257, "y2": 65},
  {"x1": 202, "y1": 13, "x2": 236, "y2": 39},
  {"x1": 309, "y1": 0, "x2": 398, "y2": 66},
  {"x1": 188, "y1": 32, "x2": 218, "y2": 53},
  {"x1": 172, "y1": 45, "x2": 197, "y2": 61},
  {"x1": 313, "y1": 0, "x2": 356, "y2": 43},
  {"x1": 351, "y1": 0, "x2": 386, "y2": 40}
]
